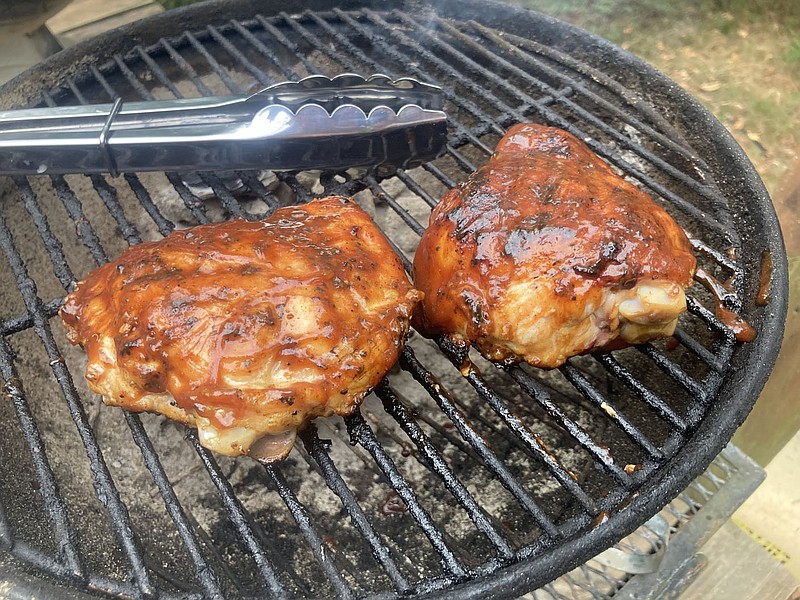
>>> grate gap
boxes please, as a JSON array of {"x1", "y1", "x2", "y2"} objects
[
  {"x1": 0, "y1": 216, "x2": 155, "y2": 598},
  {"x1": 401, "y1": 346, "x2": 573, "y2": 529},
  {"x1": 376, "y1": 381, "x2": 517, "y2": 559},
  {"x1": 188, "y1": 433, "x2": 288, "y2": 598},
  {"x1": 345, "y1": 410, "x2": 469, "y2": 580}
]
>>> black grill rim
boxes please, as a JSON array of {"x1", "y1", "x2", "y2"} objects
[{"x1": 0, "y1": 0, "x2": 789, "y2": 597}]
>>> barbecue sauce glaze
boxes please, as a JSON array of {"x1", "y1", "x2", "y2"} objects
[
  {"x1": 60, "y1": 196, "x2": 421, "y2": 458},
  {"x1": 412, "y1": 123, "x2": 697, "y2": 368}
]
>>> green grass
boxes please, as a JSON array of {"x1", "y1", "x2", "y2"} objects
[{"x1": 787, "y1": 35, "x2": 800, "y2": 64}]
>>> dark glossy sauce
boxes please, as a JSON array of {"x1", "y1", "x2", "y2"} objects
[
  {"x1": 756, "y1": 250, "x2": 773, "y2": 307},
  {"x1": 695, "y1": 267, "x2": 756, "y2": 342},
  {"x1": 381, "y1": 491, "x2": 408, "y2": 515},
  {"x1": 716, "y1": 304, "x2": 757, "y2": 342}
]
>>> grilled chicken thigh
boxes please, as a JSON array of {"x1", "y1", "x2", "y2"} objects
[
  {"x1": 412, "y1": 123, "x2": 696, "y2": 368},
  {"x1": 61, "y1": 196, "x2": 421, "y2": 459}
]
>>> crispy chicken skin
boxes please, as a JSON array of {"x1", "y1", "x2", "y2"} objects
[
  {"x1": 412, "y1": 123, "x2": 696, "y2": 368},
  {"x1": 61, "y1": 196, "x2": 421, "y2": 459}
]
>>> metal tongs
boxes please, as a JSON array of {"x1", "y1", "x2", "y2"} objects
[{"x1": 0, "y1": 74, "x2": 447, "y2": 176}]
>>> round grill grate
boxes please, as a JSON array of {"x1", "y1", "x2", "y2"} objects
[{"x1": 0, "y1": 1, "x2": 787, "y2": 598}]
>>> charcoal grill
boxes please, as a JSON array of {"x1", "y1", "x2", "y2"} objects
[{"x1": 0, "y1": 0, "x2": 788, "y2": 598}]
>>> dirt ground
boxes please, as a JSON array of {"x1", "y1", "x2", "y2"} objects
[{"x1": 514, "y1": 0, "x2": 800, "y2": 199}]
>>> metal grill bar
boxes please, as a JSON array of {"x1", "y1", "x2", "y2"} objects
[
  {"x1": 254, "y1": 15, "x2": 322, "y2": 77},
  {"x1": 0, "y1": 501, "x2": 9, "y2": 550},
  {"x1": 365, "y1": 177, "x2": 426, "y2": 236},
  {"x1": 376, "y1": 382, "x2": 517, "y2": 558},
  {"x1": 399, "y1": 398, "x2": 485, "y2": 463},
  {"x1": 441, "y1": 146, "x2": 479, "y2": 173},
  {"x1": 401, "y1": 347, "x2": 572, "y2": 529},
  {"x1": 507, "y1": 366, "x2": 632, "y2": 485},
  {"x1": 671, "y1": 326, "x2": 725, "y2": 372},
  {"x1": 196, "y1": 172, "x2": 249, "y2": 220},
  {"x1": 393, "y1": 171, "x2": 438, "y2": 208},
  {"x1": 159, "y1": 39, "x2": 214, "y2": 96},
  {"x1": 637, "y1": 345, "x2": 707, "y2": 400},
  {"x1": 90, "y1": 66, "x2": 118, "y2": 100},
  {"x1": 106, "y1": 53, "x2": 236, "y2": 226},
  {"x1": 206, "y1": 24, "x2": 274, "y2": 88},
  {"x1": 690, "y1": 237, "x2": 742, "y2": 276},
  {"x1": 212, "y1": 12, "x2": 481, "y2": 219},
  {"x1": 189, "y1": 434, "x2": 288, "y2": 598},
  {"x1": 421, "y1": 163, "x2": 457, "y2": 189},
  {"x1": 66, "y1": 78, "x2": 88, "y2": 104},
  {"x1": 124, "y1": 412, "x2": 225, "y2": 599},
  {"x1": 236, "y1": 171, "x2": 279, "y2": 212},
  {"x1": 135, "y1": 46, "x2": 185, "y2": 98},
  {"x1": 596, "y1": 354, "x2": 688, "y2": 432},
  {"x1": 16, "y1": 539, "x2": 207, "y2": 599},
  {"x1": 89, "y1": 175, "x2": 142, "y2": 246},
  {"x1": 229, "y1": 19, "x2": 300, "y2": 80},
  {"x1": 0, "y1": 216, "x2": 155, "y2": 598},
  {"x1": 146, "y1": 34, "x2": 305, "y2": 219},
  {"x1": 345, "y1": 411, "x2": 469, "y2": 580},
  {"x1": 165, "y1": 173, "x2": 211, "y2": 224},
  {"x1": 183, "y1": 31, "x2": 243, "y2": 94},
  {"x1": 299, "y1": 425, "x2": 412, "y2": 594},
  {"x1": 262, "y1": 464, "x2": 355, "y2": 599},
  {"x1": 51, "y1": 176, "x2": 108, "y2": 266},
  {"x1": 0, "y1": 337, "x2": 84, "y2": 578},
  {"x1": 113, "y1": 54, "x2": 156, "y2": 100},
  {"x1": 686, "y1": 296, "x2": 738, "y2": 344},
  {"x1": 498, "y1": 29, "x2": 714, "y2": 178},
  {"x1": 440, "y1": 354, "x2": 599, "y2": 515},
  {"x1": 0, "y1": 299, "x2": 61, "y2": 337},
  {"x1": 123, "y1": 173, "x2": 175, "y2": 236},
  {"x1": 12, "y1": 176, "x2": 75, "y2": 290},
  {"x1": 560, "y1": 363, "x2": 663, "y2": 460}
]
